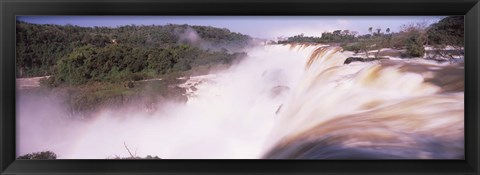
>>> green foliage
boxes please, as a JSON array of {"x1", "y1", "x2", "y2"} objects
[
  {"x1": 342, "y1": 43, "x2": 361, "y2": 53},
  {"x1": 281, "y1": 16, "x2": 461, "y2": 58},
  {"x1": 406, "y1": 32, "x2": 426, "y2": 57},
  {"x1": 16, "y1": 21, "x2": 250, "y2": 115},
  {"x1": 55, "y1": 45, "x2": 97, "y2": 85},
  {"x1": 278, "y1": 30, "x2": 357, "y2": 44},
  {"x1": 357, "y1": 39, "x2": 375, "y2": 58},
  {"x1": 50, "y1": 43, "x2": 243, "y2": 86},
  {"x1": 16, "y1": 21, "x2": 252, "y2": 78},
  {"x1": 17, "y1": 151, "x2": 57, "y2": 159},
  {"x1": 16, "y1": 22, "x2": 110, "y2": 77},
  {"x1": 427, "y1": 16, "x2": 464, "y2": 47},
  {"x1": 277, "y1": 34, "x2": 321, "y2": 43},
  {"x1": 191, "y1": 25, "x2": 252, "y2": 50}
]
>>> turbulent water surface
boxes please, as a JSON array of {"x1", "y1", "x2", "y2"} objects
[{"x1": 17, "y1": 44, "x2": 464, "y2": 159}]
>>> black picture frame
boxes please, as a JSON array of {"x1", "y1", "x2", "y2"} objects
[{"x1": 1, "y1": 0, "x2": 479, "y2": 174}]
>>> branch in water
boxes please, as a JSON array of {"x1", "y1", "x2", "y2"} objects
[{"x1": 123, "y1": 142, "x2": 136, "y2": 158}]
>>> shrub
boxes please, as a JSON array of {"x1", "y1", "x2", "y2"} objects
[
  {"x1": 342, "y1": 43, "x2": 361, "y2": 53},
  {"x1": 18, "y1": 151, "x2": 57, "y2": 159},
  {"x1": 406, "y1": 33, "x2": 425, "y2": 57},
  {"x1": 39, "y1": 76, "x2": 59, "y2": 87}
]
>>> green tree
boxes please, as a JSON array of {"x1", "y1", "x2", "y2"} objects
[
  {"x1": 406, "y1": 32, "x2": 426, "y2": 57},
  {"x1": 427, "y1": 16, "x2": 464, "y2": 47},
  {"x1": 16, "y1": 21, "x2": 252, "y2": 78}
]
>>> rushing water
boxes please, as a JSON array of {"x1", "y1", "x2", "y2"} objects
[
  {"x1": 17, "y1": 44, "x2": 464, "y2": 159},
  {"x1": 263, "y1": 45, "x2": 464, "y2": 159}
]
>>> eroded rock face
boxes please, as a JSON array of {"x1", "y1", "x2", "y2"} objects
[
  {"x1": 16, "y1": 76, "x2": 51, "y2": 90},
  {"x1": 344, "y1": 57, "x2": 388, "y2": 64}
]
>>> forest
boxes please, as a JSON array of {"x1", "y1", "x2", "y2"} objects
[
  {"x1": 276, "y1": 16, "x2": 464, "y2": 60},
  {"x1": 16, "y1": 21, "x2": 252, "y2": 116},
  {"x1": 16, "y1": 22, "x2": 252, "y2": 79}
]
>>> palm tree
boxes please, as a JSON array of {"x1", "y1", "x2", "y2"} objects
[{"x1": 385, "y1": 28, "x2": 392, "y2": 47}]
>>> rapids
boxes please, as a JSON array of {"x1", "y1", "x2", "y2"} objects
[{"x1": 17, "y1": 44, "x2": 464, "y2": 159}]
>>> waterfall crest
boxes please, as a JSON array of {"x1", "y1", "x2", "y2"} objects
[{"x1": 263, "y1": 44, "x2": 464, "y2": 159}]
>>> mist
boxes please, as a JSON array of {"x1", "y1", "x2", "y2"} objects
[
  {"x1": 16, "y1": 45, "x2": 313, "y2": 159},
  {"x1": 175, "y1": 26, "x2": 257, "y2": 53},
  {"x1": 17, "y1": 44, "x2": 464, "y2": 159}
]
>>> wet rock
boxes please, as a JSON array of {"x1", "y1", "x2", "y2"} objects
[
  {"x1": 344, "y1": 57, "x2": 388, "y2": 64},
  {"x1": 270, "y1": 85, "x2": 290, "y2": 98}
]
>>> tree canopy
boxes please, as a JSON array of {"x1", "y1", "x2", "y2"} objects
[
  {"x1": 427, "y1": 16, "x2": 464, "y2": 47},
  {"x1": 16, "y1": 21, "x2": 252, "y2": 79}
]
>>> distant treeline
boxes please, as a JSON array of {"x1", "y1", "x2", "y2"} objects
[
  {"x1": 276, "y1": 16, "x2": 464, "y2": 59},
  {"x1": 16, "y1": 21, "x2": 252, "y2": 82},
  {"x1": 277, "y1": 30, "x2": 358, "y2": 44}
]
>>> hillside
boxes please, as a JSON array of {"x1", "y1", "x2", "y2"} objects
[
  {"x1": 16, "y1": 21, "x2": 253, "y2": 78},
  {"x1": 16, "y1": 21, "x2": 253, "y2": 116}
]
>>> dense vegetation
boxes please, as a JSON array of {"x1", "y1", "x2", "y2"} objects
[
  {"x1": 426, "y1": 16, "x2": 465, "y2": 58},
  {"x1": 17, "y1": 151, "x2": 57, "y2": 159},
  {"x1": 16, "y1": 22, "x2": 252, "y2": 78},
  {"x1": 46, "y1": 44, "x2": 245, "y2": 86},
  {"x1": 277, "y1": 16, "x2": 464, "y2": 59},
  {"x1": 16, "y1": 21, "x2": 252, "y2": 115},
  {"x1": 277, "y1": 30, "x2": 357, "y2": 44}
]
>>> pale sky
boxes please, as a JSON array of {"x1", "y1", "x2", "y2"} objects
[{"x1": 17, "y1": 16, "x2": 445, "y2": 39}]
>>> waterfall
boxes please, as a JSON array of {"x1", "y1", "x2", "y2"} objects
[
  {"x1": 17, "y1": 44, "x2": 464, "y2": 159},
  {"x1": 263, "y1": 44, "x2": 464, "y2": 159}
]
